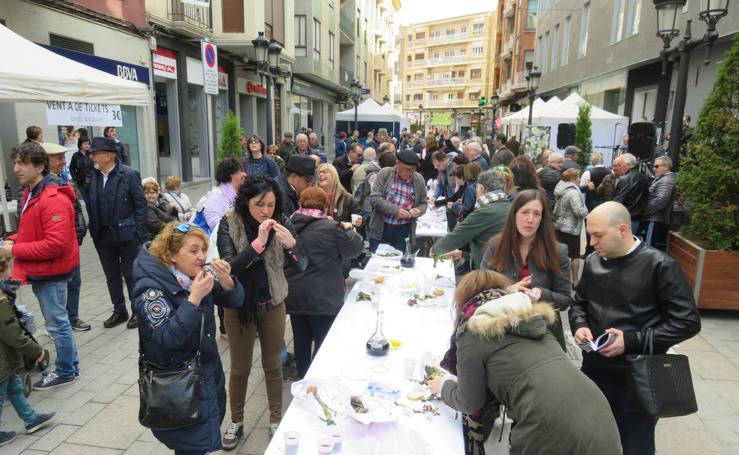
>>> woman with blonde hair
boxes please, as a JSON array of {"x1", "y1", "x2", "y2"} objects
[
  {"x1": 133, "y1": 222, "x2": 243, "y2": 455},
  {"x1": 428, "y1": 269, "x2": 621, "y2": 455},
  {"x1": 143, "y1": 179, "x2": 178, "y2": 241},
  {"x1": 316, "y1": 163, "x2": 360, "y2": 224}
]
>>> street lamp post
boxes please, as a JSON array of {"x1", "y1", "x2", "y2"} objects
[
  {"x1": 491, "y1": 92, "x2": 500, "y2": 137},
  {"x1": 350, "y1": 79, "x2": 362, "y2": 133},
  {"x1": 451, "y1": 108, "x2": 457, "y2": 134},
  {"x1": 652, "y1": 0, "x2": 729, "y2": 171},
  {"x1": 251, "y1": 32, "x2": 283, "y2": 145},
  {"x1": 525, "y1": 67, "x2": 541, "y2": 126},
  {"x1": 418, "y1": 104, "x2": 424, "y2": 132}
]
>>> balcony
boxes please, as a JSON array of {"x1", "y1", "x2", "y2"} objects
[
  {"x1": 501, "y1": 35, "x2": 514, "y2": 59},
  {"x1": 373, "y1": 54, "x2": 386, "y2": 71},
  {"x1": 500, "y1": 80, "x2": 511, "y2": 97},
  {"x1": 425, "y1": 99, "x2": 467, "y2": 106},
  {"x1": 511, "y1": 71, "x2": 528, "y2": 91},
  {"x1": 425, "y1": 77, "x2": 466, "y2": 86},
  {"x1": 428, "y1": 55, "x2": 467, "y2": 65},
  {"x1": 340, "y1": 11, "x2": 355, "y2": 42},
  {"x1": 414, "y1": 59, "x2": 426, "y2": 66},
  {"x1": 414, "y1": 38, "x2": 426, "y2": 45},
  {"x1": 167, "y1": 0, "x2": 211, "y2": 35}
]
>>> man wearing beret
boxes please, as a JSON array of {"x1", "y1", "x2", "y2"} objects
[
  {"x1": 86, "y1": 137, "x2": 147, "y2": 329},
  {"x1": 368, "y1": 150, "x2": 427, "y2": 252},
  {"x1": 279, "y1": 154, "x2": 316, "y2": 216}
]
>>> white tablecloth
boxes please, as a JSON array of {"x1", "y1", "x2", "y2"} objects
[
  {"x1": 264, "y1": 257, "x2": 463, "y2": 455},
  {"x1": 415, "y1": 207, "x2": 448, "y2": 239}
]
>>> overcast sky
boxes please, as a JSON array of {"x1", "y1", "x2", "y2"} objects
[{"x1": 396, "y1": 0, "x2": 495, "y2": 25}]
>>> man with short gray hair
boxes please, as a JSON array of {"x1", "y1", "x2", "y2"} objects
[
  {"x1": 462, "y1": 141, "x2": 489, "y2": 171},
  {"x1": 431, "y1": 170, "x2": 511, "y2": 269},
  {"x1": 639, "y1": 156, "x2": 676, "y2": 250},
  {"x1": 612, "y1": 153, "x2": 649, "y2": 230},
  {"x1": 308, "y1": 133, "x2": 326, "y2": 163},
  {"x1": 539, "y1": 152, "x2": 564, "y2": 208}
]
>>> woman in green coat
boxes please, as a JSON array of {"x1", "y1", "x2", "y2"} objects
[
  {"x1": 429, "y1": 269, "x2": 622, "y2": 455},
  {"x1": 0, "y1": 251, "x2": 56, "y2": 447}
]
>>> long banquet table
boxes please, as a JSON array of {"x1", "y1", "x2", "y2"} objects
[{"x1": 264, "y1": 256, "x2": 464, "y2": 455}]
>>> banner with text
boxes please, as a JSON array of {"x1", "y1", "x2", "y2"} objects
[{"x1": 46, "y1": 101, "x2": 122, "y2": 127}]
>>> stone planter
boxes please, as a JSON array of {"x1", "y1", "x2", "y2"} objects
[{"x1": 667, "y1": 231, "x2": 739, "y2": 310}]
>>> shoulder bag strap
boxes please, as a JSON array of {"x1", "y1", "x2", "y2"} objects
[{"x1": 168, "y1": 192, "x2": 187, "y2": 213}]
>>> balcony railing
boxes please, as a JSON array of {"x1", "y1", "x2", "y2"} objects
[
  {"x1": 414, "y1": 59, "x2": 426, "y2": 66},
  {"x1": 414, "y1": 38, "x2": 426, "y2": 45},
  {"x1": 500, "y1": 80, "x2": 511, "y2": 96},
  {"x1": 511, "y1": 71, "x2": 528, "y2": 91},
  {"x1": 425, "y1": 99, "x2": 467, "y2": 106},
  {"x1": 340, "y1": 11, "x2": 355, "y2": 40},
  {"x1": 168, "y1": 0, "x2": 211, "y2": 32},
  {"x1": 428, "y1": 55, "x2": 467, "y2": 65},
  {"x1": 501, "y1": 35, "x2": 514, "y2": 58},
  {"x1": 426, "y1": 77, "x2": 466, "y2": 86}
]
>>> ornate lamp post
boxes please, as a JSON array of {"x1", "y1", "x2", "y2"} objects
[
  {"x1": 525, "y1": 67, "x2": 541, "y2": 126},
  {"x1": 418, "y1": 104, "x2": 424, "y2": 131},
  {"x1": 652, "y1": 0, "x2": 729, "y2": 171},
  {"x1": 490, "y1": 92, "x2": 500, "y2": 137},
  {"x1": 350, "y1": 79, "x2": 362, "y2": 133},
  {"x1": 251, "y1": 32, "x2": 283, "y2": 145}
]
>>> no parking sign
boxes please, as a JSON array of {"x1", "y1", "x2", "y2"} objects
[{"x1": 201, "y1": 40, "x2": 218, "y2": 95}]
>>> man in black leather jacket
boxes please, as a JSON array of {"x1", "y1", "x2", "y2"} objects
[
  {"x1": 570, "y1": 201, "x2": 700, "y2": 455},
  {"x1": 612, "y1": 153, "x2": 649, "y2": 230}
]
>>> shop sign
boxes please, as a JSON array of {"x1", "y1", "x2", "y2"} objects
[
  {"x1": 218, "y1": 66, "x2": 228, "y2": 90},
  {"x1": 247, "y1": 81, "x2": 267, "y2": 96},
  {"x1": 153, "y1": 48, "x2": 177, "y2": 79},
  {"x1": 201, "y1": 40, "x2": 218, "y2": 95},
  {"x1": 41, "y1": 44, "x2": 150, "y2": 85},
  {"x1": 45, "y1": 101, "x2": 122, "y2": 127}
]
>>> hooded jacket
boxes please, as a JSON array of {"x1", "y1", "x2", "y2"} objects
[
  {"x1": 132, "y1": 245, "x2": 244, "y2": 452},
  {"x1": 8, "y1": 174, "x2": 79, "y2": 282},
  {"x1": 553, "y1": 180, "x2": 588, "y2": 236},
  {"x1": 441, "y1": 293, "x2": 622, "y2": 455},
  {"x1": 285, "y1": 213, "x2": 363, "y2": 316},
  {"x1": 0, "y1": 279, "x2": 43, "y2": 383}
]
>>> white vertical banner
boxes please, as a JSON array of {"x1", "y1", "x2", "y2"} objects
[{"x1": 201, "y1": 40, "x2": 219, "y2": 95}]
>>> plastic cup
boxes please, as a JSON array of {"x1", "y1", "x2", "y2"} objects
[
  {"x1": 283, "y1": 431, "x2": 299, "y2": 455},
  {"x1": 317, "y1": 438, "x2": 334, "y2": 454},
  {"x1": 351, "y1": 214, "x2": 361, "y2": 225},
  {"x1": 403, "y1": 357, "x2": 416, "y2": 380},
  {"x1": 331, "y1": 432, "x2": 343, "y2": 453}
]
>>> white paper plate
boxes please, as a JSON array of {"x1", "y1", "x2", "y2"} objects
[{"x1": 346, "y1": 395, "x2": 398, "y2": 425}]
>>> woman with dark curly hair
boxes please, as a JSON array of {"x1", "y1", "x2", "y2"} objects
[{"x1": 216, "y1": 176, "x2": 307, "y2": 449}]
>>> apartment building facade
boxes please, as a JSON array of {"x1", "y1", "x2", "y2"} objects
[
  {"x1": 398, "y1": 11, "x2": 496, "y2": 135},
  {"x1": 493, "y1": 0, "x2": 537, "y2": 115},
  {"x1": 535, "y1": 0, "x2": 738, "y2": 137},
  {"x1": 368, "y1": 0, "x2": 400, "y2": 104}
]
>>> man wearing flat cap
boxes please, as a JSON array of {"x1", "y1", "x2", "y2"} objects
[
  {"x1": 86, "y1": 137, "x2": 147, "y2": 329},
  {"x1": 279, "y1": 154, "x2": 316, "y2": 216},
  {"x1": 562, "y1": 145, "x2": 581, "y2": 172},
  {"x1": 369, "y1": 150, "x2": 427, "y2": 252}
]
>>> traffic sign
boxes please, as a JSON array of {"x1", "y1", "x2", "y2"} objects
[
  {"x1": 201, "y1": 40, "x2": 218, "y2": 95},
  {"x1": 361, "y1": 88, "x2": 371, "y2": 95}
]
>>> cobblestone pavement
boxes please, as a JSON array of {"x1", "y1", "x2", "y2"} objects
[{"x1": 1, "y1": 181, "x2": 738, "y2": 454}]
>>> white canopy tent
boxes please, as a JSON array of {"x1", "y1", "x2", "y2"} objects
[
  {"x1": 0, "y1": 24, "x2": 156, "y2": 230},
  {"x1": 336, "y1": 98, "x2": 403, "y2": 123},
  {"x1": 502, "y1": 97, "x2": 561, "y2": 141},
  {"x1": 532, "y1": 93, "x2": 628, "y2": 166}
]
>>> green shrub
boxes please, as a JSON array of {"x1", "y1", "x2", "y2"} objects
[
  {"x1": 678, "y1": 34, "x2": 739, "y2": 251},
  {"x1": 216, "y1": 111, "x2": 244, "y2": 165},
  {"x1": 575, "y1": 102, "x2": 593, "y2": 169}
]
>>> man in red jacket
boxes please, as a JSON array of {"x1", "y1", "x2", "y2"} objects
[{"x1": 2, "y1": 142, "x2": 80, "y2": 390}]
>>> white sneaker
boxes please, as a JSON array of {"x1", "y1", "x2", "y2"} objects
[
  {"x1": 222, "y1": 421, "x2": 243, "y2": 450},
  {"x1": 44, "y1": 329, "x2": 54, "y2": 341}
]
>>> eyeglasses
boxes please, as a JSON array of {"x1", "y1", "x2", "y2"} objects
[{"x1": 654, "y1": 164, "x2": 664, "y2": 168}]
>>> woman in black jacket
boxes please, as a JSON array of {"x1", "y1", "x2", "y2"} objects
[
  {"x1": 216, "y1": 176, "x2": 307, "y2": 448},
  {"x1": 285, "y1": 187, "x2": 364, "y2": 378},
  {"x1": 133, "y1": 222, "x2": 243, "y2": 455},
  {"x1": 143, "y1": 180, "x2": 178, "y2": 241}
]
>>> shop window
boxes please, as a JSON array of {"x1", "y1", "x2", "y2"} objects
[{"x1": 313, "y1": 19, "x2": 321, "y2": 60}]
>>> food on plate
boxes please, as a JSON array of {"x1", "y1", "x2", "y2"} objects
[
  {"x1": 373, "y1": 275, "x2": 386, "y2": 285},
  {"x1": 378, "y1": 251, "x2": 400, "y2": 257},
  {"x1": 356, "y1": 291, "x2": 373, "y2": 302},
  {"x1": 307, "y1": 385, "x2": 337, "y2": 425},
  {"x1": 350, "y1": 395, "x2": 369, "y2": 414},
  {"x1": 432, "y1": 288, "x2": 445, "y2": 297},
  {"x1": 407, "y1": 298, "x2": 418, "y2": 307},
  {"x1": 407, "y1": 391, "x2": 424, "y2": 401}
]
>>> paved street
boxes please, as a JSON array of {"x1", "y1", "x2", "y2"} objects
[{"x1": 1, "y1": 183, "x2": 739, "y2": 455}]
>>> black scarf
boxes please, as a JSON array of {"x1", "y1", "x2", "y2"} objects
[{"x1": 239, "y1": 211, "x2": 276, "y2": 324}]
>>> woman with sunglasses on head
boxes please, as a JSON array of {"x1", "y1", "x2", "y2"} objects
[
  {"x1": 244, "y1": 134, "x2": 281, "y2": 180},
  {"x1": 316, "y1": 164, "x2": 362, "y2": 226},
  {"x1": 216, "y1": 176, "x2": 307, "y2": 449},
  {"x1": 133, "y1": 222, "x2": 244, "y2": 455}
]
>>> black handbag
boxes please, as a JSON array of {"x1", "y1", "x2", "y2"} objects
[
  {"x1": 626, "y1": 328, "x2": 698, "y2": 418},
  {"x1": 138, "y1": 314, "x2": 204, "y2": 430}
]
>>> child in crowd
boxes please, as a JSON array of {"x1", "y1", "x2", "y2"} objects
[{"x1": 0, "y1": 249, "x2": 56, "y2": 446}]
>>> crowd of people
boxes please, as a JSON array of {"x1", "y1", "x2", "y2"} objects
[{"x1": 0, "y1": 123, "x2": 700, "y2": 455}]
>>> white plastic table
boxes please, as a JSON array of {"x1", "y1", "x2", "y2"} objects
[
  {"x1": 264, "y1": 257, "x2": 463, "y2": 455},
  {"x1": 415, "y1": 207, "x2": 448, "y2": 239}
]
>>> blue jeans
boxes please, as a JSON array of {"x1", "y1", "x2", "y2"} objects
[
  {"x1": 0, "y1": 375, "x2": 37, "y2": 425},
  {"x1": 31, "y1": 279, "x2": 79, "y2": 379},
  {"x1": 66, "y1": 265, "x2": 81, "y2": 322}
]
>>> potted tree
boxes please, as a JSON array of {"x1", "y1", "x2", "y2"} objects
[{"x1": 667, "y1": 34, "x2": 739, "y2": 310}]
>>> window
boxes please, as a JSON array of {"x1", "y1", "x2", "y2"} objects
[
  {"x1": 414, "y1": 74, "x2": 423, "y2": 81},
  {"x1": 578, "y1": 2, "x2": 590, "y2": 58},
  {"x1": 263, "y1": 0, "x2": 285, "y2": 44},
  {"x1": 610, "y1": 0, "x2": 625, "y2": 44},
  {"x1": 468, "y1": 92, "x2": 480, "y2": 100},
  {"x1": 446, "y1": 93, "x2": 455, "y2": 101},
  {"x1": 407, "y1": 75, "x2": 411, "y2": 82},
  {"x1": 473, "y1": 23, "x2": 484, "y2": 35},
  {"x1": 541, "y1": 31, "x2": 549, "y2": 74},
  {"x1": 415, "y1": 53, "x2": 424, "y2": 60},
  {"x1": 461, "y1": 26, "x2": 467, "y2": 35},
  {"x1": 328, "y1": 32, "x2": 335, "y2": 69},
  {"x1": 416, "y1": 32, "x2": 425, "y2": 40},
  {"x1": 459, "y1": 48, "x2": 466, "y2": 57},
  {"x1": 527, "y1": 0, "x2": 538, "y2": 31},
  {"x1": 407, "y1": 33, "x2": 412, "y2": 42},
  {"x1": 470, "y1": 69, "x2": 482, "y2": 79},
  {"x1": 457, "y1": 91, "x2": 465, "y2": 99},
  {"x1": 446, "y1": 28, "x2": 455, "y2": 39},
  {"x1": 313, "y1": 19, "x2": 321, "y2": 60},
  {"x1": 444, "y1": 50, "x2": 454, "y2": 58},
  {"x1": 551, "y1": 24, "x2": 559, "y2": 71},
  {"x1": 536, "y1": 35, "x2": 542, "y2": 69},
  {"x1": 414, "y1": 94, "x2": 423, "y2": 101},
  {"x1": 406, "y1": 95, "x2": 410, "y2": 101},
  {"x1": 295, "y1": 16, "x2": 306, "y2": 56},
  {"x1": 524, "y1": 50, "x2": 535, "y2": 72},
  {"x1": 624, "y1": 0, "x2": 641, "y2": 37},
  {"x1": 561, "y1": 16, "x2": 571, "y2": 66},
  {"x1": 472, "y1": 46, "x2": 483, "y2": 57}
]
